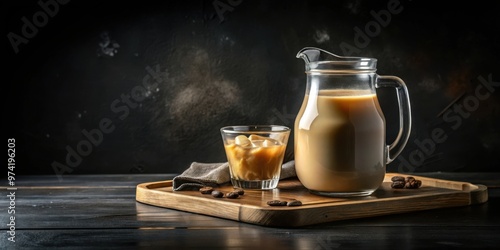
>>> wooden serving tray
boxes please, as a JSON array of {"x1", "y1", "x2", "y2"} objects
[{"x1": 135, "y1": 173, "x2": 488, "y2": 227}]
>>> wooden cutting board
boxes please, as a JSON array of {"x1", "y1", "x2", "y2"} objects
[{"x1": 135, "y1": 173, "x2": 488, "y2": 227}]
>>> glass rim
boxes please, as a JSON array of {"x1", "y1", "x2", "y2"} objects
[{"x1": 220, "y1": 125, "x2": 290, "y2": 134}]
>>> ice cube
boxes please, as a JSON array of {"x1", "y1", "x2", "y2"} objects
[
  {"x1": 234, "y1": 135, "x2": 251, "y2": 146},
  {"x1": 262, "y1": 139, "x2": 275, "y2": 147},
  {"x1": 249, "y1": 134, "x2": 268, "y2": 141}
]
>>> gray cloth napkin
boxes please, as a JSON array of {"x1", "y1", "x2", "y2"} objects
[{"x1": 172, "y1": 160, "x2": 296, "y2": 191}]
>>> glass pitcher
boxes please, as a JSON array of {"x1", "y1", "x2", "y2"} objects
[{"x1": 294, "y1": 47, "x2": 411, "y2": 197}]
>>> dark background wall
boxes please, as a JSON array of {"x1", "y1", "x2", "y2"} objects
[{"x1": 5, "y1": 0, "x2": 500, "y2": 178}]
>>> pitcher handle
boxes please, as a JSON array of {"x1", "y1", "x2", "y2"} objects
[{"x1": 376, "y1": 76, "x2": 412, "y2": 164}]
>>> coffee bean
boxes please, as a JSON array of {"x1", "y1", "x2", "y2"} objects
[
  {"x1": 267, "y1": 200, "x2": 287, "y2": 206},
  {"x1": 211, "y1": 190, "x2": 224, "y2": 198},
  {"x1": 225, "y1": 191, "x2": 239, "y2": 199},
  {"x1": 391, "y1": 181, "x2": 405, "y2": 189},
  {"x1": 234, "y1": 188, "x2": 245, "y2": 195},
  {"x1": 391, "y1": 176, "x2": 405, "y2": 182},
  {"x1": 390, "y1": 175, "x2": 422, "y2": 189},
  {"x1": 406, "y1": 179, "x2": 422, "y2": 189},
  {"x1": 415, "y1": 180, "x2": 422, "y2": 188},
  {"x1": 405, "y1": 176, "x2": 416, "y2": 183},
  {"x1": 199, "y1": 186, "x2": 214, "y2": 194},
  {"x1": 287, "y1": 200, "x2": 303, "y2": 206}
]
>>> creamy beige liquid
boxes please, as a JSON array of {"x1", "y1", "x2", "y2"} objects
[
  {"x1": 224, "y1": 137, "x2": 286, "y2": 181},
  {"x1": 294, "y1": 89, "x2": 386, "y2": 193}
]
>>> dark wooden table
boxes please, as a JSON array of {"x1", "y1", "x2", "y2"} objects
[{"x1": 1, "y1": 173, "x2": 499, "y2": 249}]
